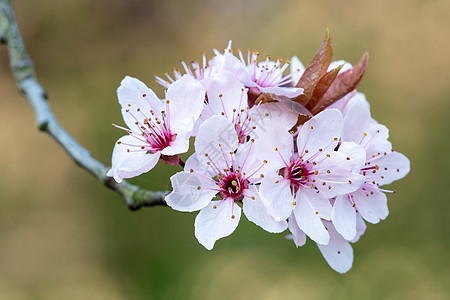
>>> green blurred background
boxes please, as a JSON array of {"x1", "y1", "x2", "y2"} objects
[{"x1": 1, "y1": 0, "x2": 449, "y2": 299}]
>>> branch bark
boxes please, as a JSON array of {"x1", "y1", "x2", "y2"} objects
[{"x1": 0, "y1": 0, "x2": 168, "y2": 210}]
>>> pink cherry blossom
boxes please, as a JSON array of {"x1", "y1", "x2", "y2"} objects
[
  {"x1": 107, "y1": 75, "x2": 205, "y2": 183},
  {"x1": 259, "y1": 109, "x2": 366, "y2": 245},
  {"x1": 166, "y1": 115, "x2": 286, "y2": 250},
  {"x1": 330, "y1": 93, "x2": 410, "y2": 240},
  {"x1": 212, "y1": 41, "x2": 303, "y2": 99}
]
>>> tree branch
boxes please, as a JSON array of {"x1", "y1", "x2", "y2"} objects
[{"x1": 0, "y1": 0, "x2": 168, "y2": 210}]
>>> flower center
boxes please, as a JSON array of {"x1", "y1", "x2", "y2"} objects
[
  {"x1": 143, "y1": 117, "x2": 176, "y2": 152},
  {"x1": 218, "y1": 172, "x2": 248, "y2": 201}
]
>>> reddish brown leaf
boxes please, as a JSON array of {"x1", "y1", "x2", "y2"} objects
[
  {"x1": 256, "y1": 93, "x2": 313, "y2": 117},
  {"x1": 294, "y1": 29, "x2": 333, "y2": 106},
  {"x1": 312, "y1": 52, "x2": 369, "y2": 114},
  {"x1": 306, "y1": 64, "x2": 343, "y2": 111}
]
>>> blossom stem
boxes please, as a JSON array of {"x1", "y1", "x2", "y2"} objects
[{"x1": 0, "y1": 0, "x2": 167, "y2": 210}]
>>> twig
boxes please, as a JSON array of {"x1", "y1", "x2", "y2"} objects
[{"x1": 0, "y1": 0, "x2": 168, "y2": 210}]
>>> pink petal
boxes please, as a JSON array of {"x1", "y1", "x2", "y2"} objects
[
  {"x1": 194, "y1": 116, "x2": 238, "y2": 171},
  {"x1": 294, "y1": 188, "x2": 330, "y2": 245},
  {"x1": 161, "y1": 132, "x2": 189, "y2": 156},
  {"x1": 314, "y1": 148, "x2": 365, "y2": 198},
  {"x1": 166, "y1": 172, "x2": 218, "y2": 212},
  {"x1": 259, "y1": 173, "x2": 294, "y2": 221},
  {"x1": 290, "y1": 56, "x2": 305, "y2": 86},
  {"x1": 341, "y1": 95, "x2": 371, "y2": 143},
  {"x1": 258, "y1": 86, "x2": 303, "y2": 98},
  {"x1": 242, "y1": 186, "x2": 288, "y2": 233},
  {"x1": 332, "y1": 195, "x2": 357, "y2": 241},
  {"x1": 297, "y1": 109, "x2": 342, "y2": 161},
  {"x1": 351, "y1": 213, "x2": 367, "y2": 243},
  {"x1": 207, "y1": 70, "x2": 247, "y2": 118},
  {"x1": 353, "y1": 184, "x2": 389, "y2": 224},
  {"x1": 367, "y1": 151, "x2": 410, "y2": 186},
  {"x1": 117, "y1": 76, "x2": 162, "y2": 132},
  {"x1": 107, "y1": 135, "x2": 160, "y2": 183},
  {"x1": 317, "y1": 221, "x2": 354, "y2": 273},
  {"x1": 194, "y1": 199, "x2": 241, "y2": 250},
  {"x1": 166, "y1": 75, "x2": 205, "y2": 135},
  {"x1": 287, "y1": 214, "x2": 307, "y2": 247}
]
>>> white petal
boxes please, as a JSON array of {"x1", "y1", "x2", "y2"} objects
[
  {"x1": 342, "y1": 95, "x2": 371, "y2": 143},
  {"x1": 184, "y1": 153, "x2": 215, "y2": 176},
  {"x1": 351, "y1": 213, "x2": 367, "y2": 243},
  {"x1": 117, "y1": 76, "x2": 162, "y2": 132},
  {"x1": 337, "y1": 141, "x2": 367, "y2": 172},
  {"x1": 194, "y1": 199, "x2": 241, "y2": 250},
  {"x1": 290, "y1": 56, "x2": 305, "y2": 86},
  {"x1": 194, "y1": 115, "x2": 238, "y2": 171},
  {"x1": 317, "y1": 221, "x2": 353, "y2": 273},
  {"x1": 207, "y1": 70, "x2": 247, "y2": 118},
  {"x1": 165, "y1": 172, "x2": 218, "y2": 212},
  {"x1": 167, "y1": 75, "x2": 205, "y2": 135},
  {"x1": 328, "y1": 60, "x2": 352, "y2": 73},
  {"x1": 249, "y1": 101, "x2": 299, "y2": 134},
  {"x1": 258, "y1": 86, "x2": 303, "y2": 98},
  {"x1": 242, "y1": 186, "x2": 288, "y2": 233},
  {"x1": 160, "y1": 132, "x2": 189, "y2": 156},
  {"x1": 259, "y1": 173, "x2": 294, "y2": 221},
  {"x1": 294, "y1": 188, "x2": 330, "y2": 245},
  {"x1": 107, "y1": 135, "x2": 160, "y2": 183},
  {"x1": 353, "y1": 184, "x2": 389, "y2": 224},
  {"x1": 314, "y1": 149, "x2": 365, "y2": 198},
  {"x1": 297, "y1": 109, "x2": 342, "y2": 161},
  {"x1": 367, "y1": 151, "x2": 410, "y2": 186},
  {"x1": 287, "y1": 214, "x2": 307, "y2": 247},
  {"x1": 332, "y1": 195, "x2": 357, "y2": 241}
]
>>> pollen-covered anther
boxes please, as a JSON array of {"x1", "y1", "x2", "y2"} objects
[
  {"x1": 310, "y1": 126, "x2": 313, "y2": 129},
  {"x1": 213, "y1": 205, "x2": 217, "y2": 209},
  {"x1": 315, "y1": 211, "x2": 319, "y2": 215},
  {"x1": 251, "y1": 196, "x2": 255, "y2": 200},
  {"x1": 260, "y1": 174, "x2": 264, "y2": 178},
  {"x1": 231, "y1": 215, "x2": 236, "y2": 219},
  {"x1": 265, "y1": 113, "x2": 269, "y2": 117},
  {"x1": 346, "y1": 157, "x2": 350, "y2": 160},
  {"x1": 314, "y1": 170, "x2": 319, "y2": 175},
  {"x1": 293, "y1": 202, "x2": 297, "y2": 206},
  {"x1": 189, "y1": 169, "x2": 194, "y2": 173},
  {"x1": 327, "y1": 170, "x2": 331, "y2": 174},
  {"x1": 334, "y1": 138, "x2": 338, "y2": 141},
  {"x1": 263, "y1": 160, "x2": 268, "y2": 164}
]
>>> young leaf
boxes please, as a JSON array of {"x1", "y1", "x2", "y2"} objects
[
  {"x1": 306, "y1": 64, "x2": 343, "y2": 111},
  {"x1": 312, "y1": 52, "x2": 369, "y2": 114},
  {"x1": 294, "y1": 29, "x2": 333, "y2": 106}
]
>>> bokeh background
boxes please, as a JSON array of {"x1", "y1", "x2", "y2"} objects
[{"x1": 1, "y1": 0, "x2": 449, "y2": 299}]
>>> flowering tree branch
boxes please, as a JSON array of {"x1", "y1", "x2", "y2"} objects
[{"x1": 0, "y1": 0, "x2": 167, "y2": 210}]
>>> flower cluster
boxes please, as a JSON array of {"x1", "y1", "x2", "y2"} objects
[{"x1": 108, "y1": 33, "x2": 409, "y2": 273}]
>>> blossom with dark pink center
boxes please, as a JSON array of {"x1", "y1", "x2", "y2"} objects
[
  {"x1": 166, "y1": 115, "x2": 287, "y2": 250},
  {"x1": 259, "y1": 109, "x2": 366, "y2": 245},
  {"x1": 330, "y1": 94, "x2": 410, "y2": 240},
  {"x1": 107, "y1": 75, "x2": 205, "y2": 183}
]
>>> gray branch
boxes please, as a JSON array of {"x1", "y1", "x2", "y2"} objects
[{"x1": 0, "y1": 0, "x2": 168, "y2": 210}]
